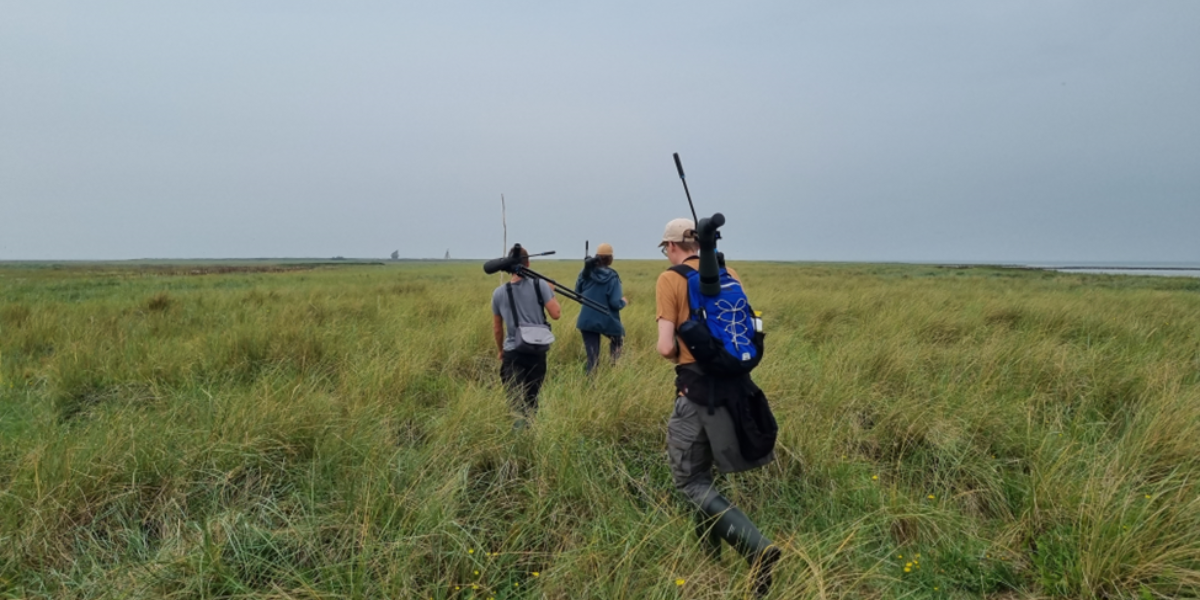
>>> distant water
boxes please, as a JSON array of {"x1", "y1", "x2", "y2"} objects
[{"x1": 1025, "y1": 262, "x2": 1200, "y2": 279}]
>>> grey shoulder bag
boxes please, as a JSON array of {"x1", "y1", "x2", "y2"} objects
[{"x1": 505, "y1": 280, "x2": 555, "y2": 354}]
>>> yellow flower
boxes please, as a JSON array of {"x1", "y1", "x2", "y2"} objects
[
  {"x1": 872, "y1": 475, "x2": 879, "y2": 480},
  {"x1": 1145, "y1": 494, "x2": 1152, "y2": 499},
  {"x1": 915, "y1": 554, "x2": 920, "y2": 559},
  {"x1": 934, "y1": 587, "x2": 939, "y2": 591},
  {"x1": 897, "y1": 554, "x2": 903, "y2": 559},
  {"x1": 928, "y1": 494, "x2": 935, "y2": 500},
  {"x1": 468, "y1": 548, "x2": 474, "y2": 554},
  {"x1": 514, "y1": 583, "x2": 519, "y2": 587},
  {"x1": 532, "y1": 572, "x2": 540, "y2": 577},
  {"x1": 675, "y1": 578, "x2": 686, "y2": 586},
  {"x1": 472, "y1": 584, "x2": 479, "y2": 589},
  {"x1": 474, "y1": 570, "x2": 479, "y2": 575},
  {"x1": 904, "y1": 567, "x2": 911, "y2": 573},
  {"x1": 906, "y1": 562, "x2": 913, "y2": 568}
]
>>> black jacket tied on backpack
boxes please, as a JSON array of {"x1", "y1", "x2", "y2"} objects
[
  {"x1": 675, "y1": 364, "x2": 778, "y2": 463},
  {"x1": 667, "y1": 260, "x2": 778, "y2": 462}
]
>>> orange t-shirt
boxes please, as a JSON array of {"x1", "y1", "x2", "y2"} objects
[{"x1": 655, "y1": 257, "x2": 741, "y2": 365}]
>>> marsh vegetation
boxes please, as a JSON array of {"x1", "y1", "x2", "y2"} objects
[{"x1": 1, "y1": 261, "x2": 1198, "y2": 598}]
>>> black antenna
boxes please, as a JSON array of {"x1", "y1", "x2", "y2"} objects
[{"x1": 673, "y1": 152, "x2": 699, "y2": 227}]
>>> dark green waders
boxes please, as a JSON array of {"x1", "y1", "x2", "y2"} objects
[{"x1": 697, "y1": 494, "x2": 782, "y2": 597}]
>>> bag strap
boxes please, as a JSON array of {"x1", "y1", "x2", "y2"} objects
[
  {"x1": 505, "y1": 283, "x2": 521, "y2": 332},
  {"x1": 507, "y1": 279, "x2": 549, "y2": 328}
]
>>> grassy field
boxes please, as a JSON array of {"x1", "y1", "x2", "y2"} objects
[{"x1": 1, "y1": 260, "x2": 1199, "y2": 599}]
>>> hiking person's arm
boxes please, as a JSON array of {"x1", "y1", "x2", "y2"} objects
[
  {"x1": 493, "y1": 314, "x2": 505, "y2": 359},
  {"x1": 540, "y1": 281, "x2": 562, "y2": 320},
  {"x1": 546, "y1": 298, "x2": 562, "y2": 320},
  {"x1": 656, "y1": 319, "x2": 677, "y2": 362},
  {"x1": 610, "y1": 278, "x2": 627, "y2": 311}
]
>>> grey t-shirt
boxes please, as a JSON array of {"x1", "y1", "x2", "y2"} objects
[{"x1": 492, "y1": 278, "x2": 555, "y2": 351}]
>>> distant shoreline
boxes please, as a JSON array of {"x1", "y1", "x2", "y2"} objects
[{"x1": 1040, "y1": 266, "x2": 1200, "y2": 271}]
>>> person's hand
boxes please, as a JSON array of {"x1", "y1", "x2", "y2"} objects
[
  {"x1": 498, "y1": 350, "x2": 504, "y2": 360},
  {"x1": 621, "y1": 296, "x2": 629, "y2": 306}
]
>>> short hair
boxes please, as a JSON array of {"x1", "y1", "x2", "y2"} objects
[
  {"x1": 510, "y1": 244, "x2": 530, "y2": 266},
  {"x1": 673, "y1": 240, "x2": 699, "y2": 253}
]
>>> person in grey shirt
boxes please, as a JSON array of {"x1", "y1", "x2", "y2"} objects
[{"x1": 491, "y1": 245, "x2": 561, "y2": 416}]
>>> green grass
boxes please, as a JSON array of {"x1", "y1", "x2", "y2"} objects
[{"x1": 1, "y1": 260, "x2": 1198, "y2": 599}]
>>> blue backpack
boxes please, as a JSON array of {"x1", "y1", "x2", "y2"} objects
[{"x1": 670, "y1": 264, "x2": 764, "y2": 376}]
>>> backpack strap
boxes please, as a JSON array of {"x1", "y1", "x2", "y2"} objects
[
  {"x1": 668, "y1": 264, "x2": 695, "y2": 277},
  {"x1": 668, "y1": 264, "x2": 716, "y2": 414},
  {"x1": 668, "y1": 264, "x2": 702, "y2": 317},
  {"x1": 669, "y1": 263, "x2": 696, "y2": 297}
]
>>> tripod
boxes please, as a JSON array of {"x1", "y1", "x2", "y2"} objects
[{"x1": 508, "y1": 265, "x2": 610, "y2": 315}]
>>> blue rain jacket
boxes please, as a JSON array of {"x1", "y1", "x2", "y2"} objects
[{"x1": 574, "y1": 265, "x2": 626, "y2": 337}]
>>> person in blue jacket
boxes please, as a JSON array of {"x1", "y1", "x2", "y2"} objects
[{"x1": 575, "y1": 242, "x2": 628, "y2": 373}]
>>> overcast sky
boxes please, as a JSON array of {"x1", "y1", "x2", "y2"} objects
[{"x1": 2, "y1": 1, "x2": 1197, "y2": 263}]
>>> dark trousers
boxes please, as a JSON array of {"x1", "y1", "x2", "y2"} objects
[
  {"x1": 500, "y1": 351, "x2": 547, "y2": 414},
  {"x1": 582, "y1": 331, "x2": 623, "y2": 374}
]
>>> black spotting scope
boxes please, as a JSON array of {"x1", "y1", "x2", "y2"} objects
[
  {"x1": 696, "y1": 212, "x2": 725, "y2": 296},
  {"x1": 582, "y1": 240, "x2": 599, "y2": 269},
  {"x1": 482, "y1": 244, "x2": 556, "y2": 275}
]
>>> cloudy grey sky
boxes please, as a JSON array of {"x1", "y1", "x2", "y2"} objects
[{"x1": 2, "y1": 1, "x2": 1197, "y2": 263}]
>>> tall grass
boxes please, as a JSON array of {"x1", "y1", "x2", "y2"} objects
[{"x1": 1, "y1": 261, "x2": 1198, "y2": 598}]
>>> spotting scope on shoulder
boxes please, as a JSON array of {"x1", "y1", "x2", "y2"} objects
[
  {"x1": 581, "y1": 240, "x2": 599, "y2": 270},
  {"x1": 482, "y1": 244, "x2": 555, "y2": 275},
  {"x1": 696, "y1": 213, "x2": 725, "y2": 296},
  {"x1": 482, "y1": 244, "x2": 610, "y2": 315}
]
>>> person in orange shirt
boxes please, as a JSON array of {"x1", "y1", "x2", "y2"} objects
[{"x1": 655, "y1": 217, "x2": 780, "y2": 597}]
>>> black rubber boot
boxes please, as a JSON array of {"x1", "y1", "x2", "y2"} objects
[
  {"x1": 700, "y1": 494, "x2": 782, "y2": 597},
  {"x1": 694, "y1": 509, "x2": 722, "y2": 561}
]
